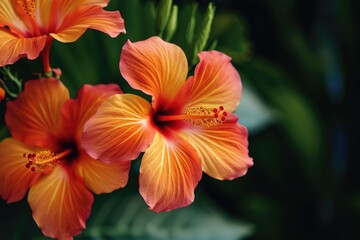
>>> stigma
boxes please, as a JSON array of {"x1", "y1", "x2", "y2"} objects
[
  {"x1": 23, "y1": 149, "x2": 72, "y2": 172},
  {"x1": 17, "y1": 0, "x2": 36, "y2": 17}
]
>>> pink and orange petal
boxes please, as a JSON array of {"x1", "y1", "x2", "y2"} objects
[
  {"x1": 0, "y1": 29, "x2": 47, "y2": 66},
  {"x1": 178, "y1": 50, "x2": 242, "y2": 112},
  {"x1": 77, "y1": 151, "x2": 131, "y2": 194},
  {"x1": 50, "y1": 6, "x2": 125, "y2": 43},
  {"x1": 28, "y1": 166, "x2": 93, "y2": 239},
  {"x1": 139, "y1": 133, "x2": 202, "y2": 212},
  {"x1": 61, "y1": 83, "x2": 122, "y2": 144},
  {"x1": 180, "y1": 123, "x2": 253, "y2": 180},
  {"x1": 0, "y1": 138, "x2": 42, "y2": 203},
  {"x1": 82, "y1": 94, "x2": 156, "y2": 163},
  {"x1": 120, "y1": 37, "x2": 188, "y2": 103},
  {"x1": 5, "y1": 78, "x2": 69, "y2": 150}
]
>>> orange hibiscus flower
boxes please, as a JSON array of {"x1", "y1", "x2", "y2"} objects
[
  {"x1": 0, "y1": 78, "x2": 130, "y2": 239},
  {"x1": 82, "y1": 36, "x2": 253, "y2": 212},
  {"x1": 0, "y1": 0, "x2": 125, "y2": 73}
]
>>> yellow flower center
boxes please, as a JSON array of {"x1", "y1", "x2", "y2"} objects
[
  {"x1": 157, "y1": 106, "x2": 227, "y2": 127},
  {"x1": 17, "y1": 0, "x2": 36, "y2": 17},
  {"x1": 24, "y1": 149, "x2": 72, "y2": 173}
]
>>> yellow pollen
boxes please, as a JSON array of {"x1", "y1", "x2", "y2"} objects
[
  {"x1": 184, "y1": 106, "x2": 227, "y2": 127},
  {"x1": 156, "y1": 106, "x2": 227, "y2": 127},
  {"x1": 24, "y1": 149, "x2": 72, "y2": 173},
  {"x1": 17, "y1": 0, "x2": 36, "y2": 17}
]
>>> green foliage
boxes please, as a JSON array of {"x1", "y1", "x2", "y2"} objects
[
  {"x1": 0, "y1": 67, "x2": 23, "y2": 98},
  {"x1": 156, "y1": 0, "x2": 173, "y2": 36},
  {"x1": 185, "y1": 3, "x2": 197, "y2": 45},
  {"x1": 79, "y1": 191, "x2": 254, "y2": 240},
  {"x1": 163, "y1": 5, "x2": 178, "y2": 41},
  {"x1": 190, "y1": 2, "x2": 215, "y2": 64},
  {"x1": 211, "y1": 13, "x2": 252, "y2": 63},
  {"x1": 235, "y1": 84, "x2": 275, "y2": 134},
  {"x1": 241, "y1": 58, "x2": 325, "y2": 188}
]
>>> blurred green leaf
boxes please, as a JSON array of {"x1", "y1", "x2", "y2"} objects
[
  {"x1": 266, "y1": 1, "x2": 324, "y2": 94},
  {"x1": 235, "y1": 84, "x2": 275, "y2": 135},
  {"x1": 0, "y1": 124, "x2": 9, "y2": 139},
  {"x1": 191, "y1": 2, "x2": 215, "y2": 64},
  {"x1": 156, "y1": 0, "x2": 173, "y2": 36},
  {"x1": 241, "y1": 193, "x2": 285, "y2": 240},
  {"x1": 185, "y1": 3, "x2": 198, "y2": 45},
  {"x1": 0, "y1": 198, "x2": 43, "y2": 239},
  {"x1": 240, "y1": 58, "x2": 325, "y2": 188},
  {"x1": 164, "y1": 5, "x2": 178, "y2": 41},
  {"x1": 211, "y1": 13, "x2": 252, "y2": 63},
  {"x1": 81, "y1": 193, "x2": 254, "y2": 240}
]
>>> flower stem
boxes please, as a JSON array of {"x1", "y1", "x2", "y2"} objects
[{"x1": 41, "y1": 37, "x2": 53, "y2": 76}]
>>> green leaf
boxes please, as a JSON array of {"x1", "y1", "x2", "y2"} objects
[
  {"x1": 156, "y1": 0, "x2": 172, "y2": 36},
  {"x1": 81, "y1": 193, "x2": 254, "y2": 240},
  {"x1": 191, "y1": 2, "x2": 215, "y2": 64},
  {"x1": 0, "y1": 124, "x2": 9, "y2": 139},
  {"x1": 241, "y1": 193, "x2": 285, "y2": 239},
  {"x1": 240, "y1": 58, "x2": 325, "y2": 189},
  {"x1": 235, "y1": 84, "x2": 275, "y2": 135},
  {"x1": 0, "y1": 198, "x2": 43, "y2": 240},
  {"x1": 164, "y1": 5, "x2": 178, "y2": 41},
  {"x1": 185, "y1": 3, "x2": 198, "y2": 45},
  {"x1": 211, "y1": 13, "x2": 252, "y2": 63}
]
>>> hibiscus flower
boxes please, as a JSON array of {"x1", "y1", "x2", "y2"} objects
[
  {"x1": 0, "y1": 77, "x2": 130, "y2": 239},
  {"x1": 0, "y1": 0, "x2": 125, "y2": 73},
  {"x1": 82, "y1": 36, "x2": 253, "y2": 212}
]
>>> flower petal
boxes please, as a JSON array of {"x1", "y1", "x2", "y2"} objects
[
  {"x1": 28, "y1": 166, "x2": 93, "y2": 239},
  {"x1": 0, "y1": 0, "x2": 28, "y2": 35},
  {"x1": 62, "y1": 83, "x2": 122, "y2": 144},
  {"x1": 82, "y1": 94, "x2": 156, "y2": 163},
  {"x1": 50, "y1": 6, "x2": 125, "y2": 43},
  {"x1": 0, "y1": 138, "x2": 41, "y2": 203},
  {"x1": 35, "y1": 0, "x2": 53, "y2": 30},
  {"x1": 0, "y1": 87, "x2": 5, "y2": 101},
  {"x1": 0, "y1": 29, "x2": 47, "y2": 66},
  {"x1": 181, "y1": 123, "x2": 253, "y2": 180},
  {"x1": 76, "y1": 150, "x2": 131, "y2": 194},
  {"x1": 5, "y1": 78, "x2": 69, "y2": 149},
  {"x1": 139, "y1": 132, "x2": 202, "y2": 212},
  {"x1": 120, "y1": 37, "x2": 188, "y2": 103},
  {"x1": 45, "y1": 0, "x2": 110, "y2": 26},
  {"x1": 54, "y1": 0, "x2": 110, "y2": 14},
  {"x1": 179, "y1": 50, "x2": 242, "y2": 112}
]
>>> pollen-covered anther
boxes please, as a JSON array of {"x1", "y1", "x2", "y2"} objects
[
  {"x1": 23, "y1": 149, "x2": 70, "y2": 172},
  {"x1": 17, "y1": 0, "x2": 36, "y2": 17},
  {"x1": 184, "y1": 106, "x2": 227, "y2": 127}
]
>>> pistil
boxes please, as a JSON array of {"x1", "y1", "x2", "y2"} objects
[
  {"x1": 24, "y1": 148, "x2": 72, "y2": 172},
  {"x1": 156, "y1": 106, "x2": 227, "y2": 127}
]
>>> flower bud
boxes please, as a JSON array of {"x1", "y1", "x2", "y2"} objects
[{"x1": 0, "y1": 87, "x2": 5, "y2": 102}]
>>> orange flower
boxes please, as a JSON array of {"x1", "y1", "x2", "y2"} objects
[
  {"x1": 0, "y1": 0, "x2": 125, "y2": 72},
  {"x1": 0, "y1": 86, "x2": 4, "y2": 101},
  {"x1": 82, "y1": 37, "x2": 253, "y2": 212},
  {"x1": 0, "y1": 78, "x2": 130, "y2": 239}
]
